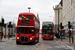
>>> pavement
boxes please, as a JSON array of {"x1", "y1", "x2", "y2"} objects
[
  {"x1": 55, "y1": 37, "x2": 75, "y2": 43},
  {"x1": 54, "y1": 36, "x2": 75, "y2": 49},
  {"x1": 0, "y1": 37, "x2": 16, "y2": 42}
]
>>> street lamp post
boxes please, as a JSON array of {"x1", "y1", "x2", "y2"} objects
[
  {"x1": 58, "y1": 9, "x2": 59, "y2": 36},
  {"x1": 13, "y1": 18, "x2": 17, "y2": 24},
  {"x1": 28, "y1": 7, "x2": 31, "y2": 13}
]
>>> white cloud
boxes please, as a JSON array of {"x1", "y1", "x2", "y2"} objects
[{"x1": 0, "y1": 0, "x2": 61, "y2": 29}]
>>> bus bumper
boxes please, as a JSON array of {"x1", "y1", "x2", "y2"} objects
[
  {"x1": 16, "y1": 36, "x2": 35, "y2": 43},
  {"x1": 42, "y1": 35, "x2": 53, "y2": 39}
]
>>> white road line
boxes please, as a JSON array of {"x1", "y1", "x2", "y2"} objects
[{"x1": 55, "y1": 41, "x2": 75, "y2": 50}]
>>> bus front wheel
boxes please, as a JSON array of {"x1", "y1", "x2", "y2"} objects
[
  {"x1": 31, "y1": 38, "x2": 35, "y2": 45},
  {"x1": 37, "y1": 38, "x2": 39, "y2": 43},
  {"x1": 16, "y1": 41, "x2": 21, "y2": 45}
]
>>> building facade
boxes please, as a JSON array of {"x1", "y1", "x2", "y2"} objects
[
  {"x1": 53, "y1": 0, "x2": 63, "y2": 32},
  {"x1": 62, "y1": 0, "x2": 75, "y2": 29},
  {"x1": 53, "y1": 0, "x2": 75, "y2": 31}
]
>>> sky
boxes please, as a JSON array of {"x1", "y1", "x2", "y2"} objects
[{"x1": 0, "y1": 0, "x2": 61, "y2": 29}]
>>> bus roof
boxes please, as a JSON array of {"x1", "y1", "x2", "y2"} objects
[
  {"x1": 19, "y1": 12, "x2": 35, "y2": 16},
  {"x1": 43, "y1": 21, "x2": 53, "y2": 23},
  {"x1": 42, "y1": 21, "x2": 54, "y2": 24}
]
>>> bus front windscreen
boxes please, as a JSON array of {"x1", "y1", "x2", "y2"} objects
[
  {"x1": 42, "y1": 22, "x2": 52, "y2": 35},
  {"x1": 17, "y1": 27, "x2": 35, "y2": 34},
  {"x1": 17, "y1": 27, "x2": 24, "y2": 33}
]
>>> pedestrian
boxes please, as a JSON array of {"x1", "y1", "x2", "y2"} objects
[
  {"x1": 1, "y1": 32, "x2": 3, "y2": 41},
  {"x1": 55, "y1": 31, "x2": 60, "y2": 39}
]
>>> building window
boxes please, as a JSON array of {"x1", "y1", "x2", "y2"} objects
[
  {"x1": 73, "y1": 17, "x2": 75, "y2": 22},
  {"x1": 74, "y1": 6, "x2": 75, "y2": 13}
]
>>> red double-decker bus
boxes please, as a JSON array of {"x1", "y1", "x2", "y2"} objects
[
  {"x1": 16, "y1": 12, "x2": 40, "y2": 44},
  {"x1": 42, "y1": 22, "x2": 54, "y2": 40}
]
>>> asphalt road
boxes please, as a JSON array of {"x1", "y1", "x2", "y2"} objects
[{"x1": 0, "y1": 34, "x2": 74, "y2": 50}]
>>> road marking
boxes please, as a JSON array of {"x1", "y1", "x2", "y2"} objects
[
  {"x1": 59, "y1": 42, "x2": 75, "y2": 50},
  {"x1": 54, "y1": 40, "x2": 75, "y2": 50},
  {"x1": 2, "y1": 39, "x2": 8, "y2": 42},
  {"x1": 50, "y1": 41, "x2": 60, "y2": 46},
  {"x1": 54, "y1": 37, "x2": 75, "y2": 50}
]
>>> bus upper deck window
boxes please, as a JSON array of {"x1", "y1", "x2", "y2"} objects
[
  {"x1": 19, "y1": 15, "x2": 25, "y2": 20},
  {"x1": 27, "y1": 16, "x2": 33, "y2": 20},
  {"x1": 19, "y1": 17, "x2": 22, "y2": 20},
  {"x1": 34, "y1": 17, "x2": 35, "y2": 20}
]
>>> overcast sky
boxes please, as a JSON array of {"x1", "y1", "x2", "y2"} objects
[{"x1": 0, "y1": 0, "x2": 61, "y2": 29}]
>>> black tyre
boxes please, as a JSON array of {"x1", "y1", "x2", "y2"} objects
[
  {"x1": 37, "y1": 38, "x2": 39, "y2": 43},
  {"x1": 43, "y1": 39, "x2": 45, "y2": 40},
  {"x1": 16, "y1": 41, "x2": 21, "y2": 45},
  {"x1": 31, "y1": 38, "x2": 35, "y2": 45},
  {"x1": 52, "y1": 38, "x2": 54, "y2": 40},
  {"x1": 52, "y1": 35, "x2": 54, "y2": 40}
]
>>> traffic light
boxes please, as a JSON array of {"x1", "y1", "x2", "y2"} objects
[
  {"x1": 2, "y1": 18, "x2": 4, "y2": 25},
  {"x1": 4, "y1": 24, "x2": 6, "y2": 28},
  {"x1": 8, "y1": 22, "x2": 12, "y2": 28},
  {"x1": 60, "y1": 23, "x2": 62, "y2": 29},
  {"x1": 9, "y1": 22, "x2": 11, "y2": 25},
  {"x1": 68, "y1": 21, "x2": 71, "y2": 29},
  {"x1": 0, "y1": 18, "x2": 4, "y2": 26},
  {"x1": 60, "y1": 23, "x2": 64, "y2": 29},
  {"x1": 69, "y1": 30, "x2": 71, "y2": 36}
]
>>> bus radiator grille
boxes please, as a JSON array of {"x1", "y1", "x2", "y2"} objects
[
  {"x1": 21, "y1": 36, "x2": 28, "y2": 42},
  {"x1": 25, "y1": 37, "x2": 28, "y2": 42},
  {"x1": 21, "y1": 37, "x2": 24, "y2": 41}
]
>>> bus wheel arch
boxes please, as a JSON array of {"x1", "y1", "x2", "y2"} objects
[{"x1": 31, "y1": 37, "x2": 35, "y2": 45}]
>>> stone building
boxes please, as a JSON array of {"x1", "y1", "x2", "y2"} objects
[
  {"x1": 53, "y1": 0, "x2": 63, "y2": 32},
  {"x1": 53, "y1": 0, "x2": 75, "y2": 31}
]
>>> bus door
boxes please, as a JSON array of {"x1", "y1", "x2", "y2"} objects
[{"x1": 35, "y1": 29, "x2": 39, "y2": 40}]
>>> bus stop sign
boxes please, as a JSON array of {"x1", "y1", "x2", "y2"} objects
[{"x1": 71, "y1": 26, "x2": 74, "y2": 29}]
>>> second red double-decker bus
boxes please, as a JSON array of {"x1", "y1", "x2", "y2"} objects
[
  {"x1": 42, "y1": 22, "x2": 54, "y2": 40},
  {"x1": 16, "y1": 12, "x2": 40, "y2": 44}
]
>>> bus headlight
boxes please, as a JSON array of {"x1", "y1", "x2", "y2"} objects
[
  {"x1": 30, "y1": 38, "x2": 32, "y2": 40},
  {"x1": 17, "y1": 37, "x2": 19, "y2": 39},
  {"x1": 51, "y1": 35, "x2": 52, "y2": 37},
  {"x1": 42, "y1": 35, "x2": 44, "y2": 37}
]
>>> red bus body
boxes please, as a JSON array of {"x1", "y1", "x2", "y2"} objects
[
  {"x1": 16, "y1": 12, "x2": 40, "y2": 44},
  {"x1": 42, "y1": 21, "x2": 54, "y2": 40}
]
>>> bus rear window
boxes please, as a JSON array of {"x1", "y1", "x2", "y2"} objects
[
  {"x1": 27, "y1": 16, "x2": 33, "y2": 20},
  {"x1": 43, "y1": 26, "x2": 52, "y2": 30}
]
